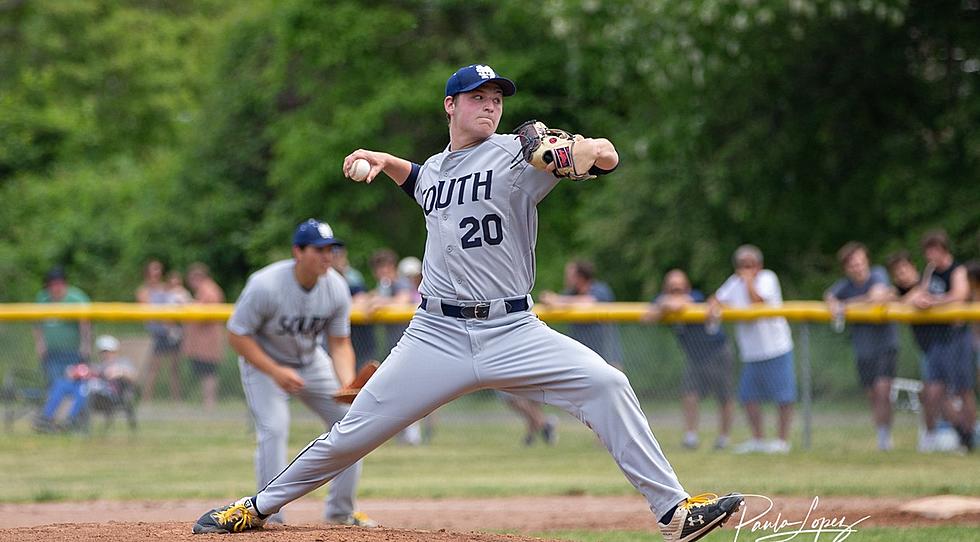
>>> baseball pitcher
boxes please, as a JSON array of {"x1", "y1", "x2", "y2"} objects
[{"x1": 194, "y1": 64, "x2": 743, "y2": 542}]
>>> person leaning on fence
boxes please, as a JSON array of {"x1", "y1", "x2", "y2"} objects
[
  {"x1": 709, "y1": 245, "x2": 796, "y2": 454},
  {"x1": 367, "y1": 248, "x2": 414, "y2": 352},
  {"x1": 968, "y1": 260, "x2": 980, "y2": 376},
  {"x1": 331, "y1": 245, "x2": 376, "y2": 369},
  {"x1": 540, "y1": 259, "x2": 626, "y2": 370},
  {"x1": 643, "y1": 269, "x2": 736, "y2": 450},
  {"x1": 136, "y1": 259, "x2": 184, "y2": 402},
  {"x1": 906, "y1": 230, "x2": 976, "y2": 452},
  {"x1": 885, "y1": 251, "x2": 933, "y2": 355},
  {"x1": 184, "y1": 263, "x2": 226, "y2": 411},
  {"x1": 824, "y1": 242, "x2": 901, "y2": 451},
  {"x1": 33, "y1": 267, "x2": 92, "y2": 389}
]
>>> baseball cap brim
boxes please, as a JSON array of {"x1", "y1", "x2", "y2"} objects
[
  {"x1": 456, "y1": 77, "x2": 516, "y2": 97},
  {"x1": 306, "y1": 238, "x2": 344, "y2": 248}
]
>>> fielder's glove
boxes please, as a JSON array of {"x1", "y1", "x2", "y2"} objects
[
  {"x1": 512, "y1": 120, "x2": 596, "y2": 181},
  {"x1": 332, "y1": 361, "x2": 379, "y2": 404}
]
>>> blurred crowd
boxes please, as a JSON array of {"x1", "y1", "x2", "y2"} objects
[{"x1": 28, "y1": 229, "x2": 979, "y2": 453}]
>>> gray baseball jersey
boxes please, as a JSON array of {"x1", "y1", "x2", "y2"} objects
[
  {"x1": 252, "y1": 134, "x2": 689, "y2": 523},
  {"x1": 413, "y1": 134, "x2": 559, "y2": 300},
  {"x1": 229, "y1": 260, "x2": 363, "y2": 522}
]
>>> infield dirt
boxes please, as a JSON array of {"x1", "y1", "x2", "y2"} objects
[{"x1": 2, "y1": 495, "x2": 978, "y2": 541}]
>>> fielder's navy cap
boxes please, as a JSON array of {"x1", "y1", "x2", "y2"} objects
[
  {"x1": 445, "y1": 64, "x2": 516, "y2": 97},
  {"x1": 293, "y1": 219, "x2": 343, "y2": 248}
]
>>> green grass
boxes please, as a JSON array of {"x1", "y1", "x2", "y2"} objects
[
  {"x1": 530, "y1": 526, "x2": 978, "y2": 541},
  {"x1": 0, "y1": 401, "x2": 977, "y2": 503}
]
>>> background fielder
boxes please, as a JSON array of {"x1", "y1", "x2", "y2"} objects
[
  {"x1": 195, "y1": 64, "x2": 741, "y2": 541},
  {"x1": 225, "y1": 219, "x2": 375, "y2": 527}
]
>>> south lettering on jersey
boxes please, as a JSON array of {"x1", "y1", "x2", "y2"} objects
[{"x1": 421, "y1": 169, "x2": 493, "y2": 216}]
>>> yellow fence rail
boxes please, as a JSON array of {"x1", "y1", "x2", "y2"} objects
[{"x1": 1, "y1": 301, "x2": 978, "y2": 323}]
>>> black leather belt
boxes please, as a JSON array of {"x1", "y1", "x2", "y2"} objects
[{"x1": 420, "y1": 296, "x2": 530, "y2": 320}]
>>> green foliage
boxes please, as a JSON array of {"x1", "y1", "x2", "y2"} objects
[{"x1": 0, "y1": 0, "x2": 977, "y2": 300}]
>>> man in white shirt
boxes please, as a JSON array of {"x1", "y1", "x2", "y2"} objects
[{"x1": 709, "y1": 245, "x2": 795, "y2": 454}]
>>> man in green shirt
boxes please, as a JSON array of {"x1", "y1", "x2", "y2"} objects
[{"x1": 33, "y1": 267, "x2": 91, "y2": 387}]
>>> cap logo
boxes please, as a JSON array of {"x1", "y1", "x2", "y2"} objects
[
  {"x1": 317, "y1": 223, "x2": 334, "y2": 239},
  {"x1": 475, "y1": 65, "x2": 496, "y2": 79}
]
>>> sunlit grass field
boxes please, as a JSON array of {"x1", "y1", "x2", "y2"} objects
[
  {"x1": 1, "y1": 398, "x2": 976, "y2": 541},
  {"x1": 1, "y1": 398, "x2": 976, "y2": 502}
]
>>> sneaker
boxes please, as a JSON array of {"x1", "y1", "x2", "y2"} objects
[
  {"x1": 682, "y1": 432, "x2": 700, "y2": 450},
  {"x1": 764, "y1": 439, "x2": 791, "y2": 454},
  {"x1": 732, "y1": 439, "x2": 765, "y2": 454},
  {"x1": 192, "y1": 496, "x2": 267, "y2": 534},
  {"x1": 918, "y1": 430, "x2": 937, "y2": 453},
  {"x1": 541, "y1": 416, "x2": 559, "y2": 446},
  {"x1": 713, "y1": 435, "x2": 730, "y2": 450},
  {"x1": 659, "y1": 493, "x2": 744, "y2": 542},
  {"x1": 327, "y1": 511, "x2": 379, "y2": 528},
  {"x1": 955, "y1": 426, "x2": 975, "y2": 452}
]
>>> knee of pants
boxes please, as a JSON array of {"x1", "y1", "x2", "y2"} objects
[
  {"x1": 587, "y1": 364, "x2": 632, "y2": 396},
  {"x1": 255, "y1": 423, "x2": 290, "y2": 447}
]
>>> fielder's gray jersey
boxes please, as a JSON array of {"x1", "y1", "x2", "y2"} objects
[
  {"x1": 228, "y1": 260, "x2": 352, "y2": 365},
  {"x1": 408, "y1": 134, "x2": 559, "y2": 300}
]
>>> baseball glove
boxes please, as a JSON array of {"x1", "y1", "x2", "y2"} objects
[
  {"x1": 332, "y1": 361, "x2": 379, "y2": 404},
  {"x1": 512, "y1": 120, "x2": 596, "y2": 181}
]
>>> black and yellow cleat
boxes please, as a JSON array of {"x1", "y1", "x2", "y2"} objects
[
  {"x1": 192, "y1": 496, "x2": 267, "y2": 534},
  {"x1": 658, "y1": 492, "x2": 744, "y2": 542}
]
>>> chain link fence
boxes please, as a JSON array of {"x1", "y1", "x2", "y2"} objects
[{"x1": 1, "y1": 302, "x2": 977, "y2": 452}]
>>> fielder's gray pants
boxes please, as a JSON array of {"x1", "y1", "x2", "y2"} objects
[
  {"x1": 254, "y1": 309, "x2": 688, "y2": 519},
  {"x1": 240, "y1": 356, "x2": 362, "y2": 522}
]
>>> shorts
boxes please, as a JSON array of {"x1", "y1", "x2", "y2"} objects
[
  {"x1": 922, "y1": 328, "x2": 976, "y2": 393},
  {"x1": 855, "y1": 349, "x2": 898, "y2": 388},
  {"x1": 738, "y1": 351, "x2": 797, "y2": 405},
  {"x1": 190, "y1": 358, "x2": 220, "y2": 377},
  {"x1": 682, "y1": 346, "x2": 735, "y2": 402},
  {"x1": 152, "y1": 334, "x2": 182, "y2": 354}
]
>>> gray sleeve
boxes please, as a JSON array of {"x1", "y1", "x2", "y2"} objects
[
  {"x1": 227, "y1": 279, "x2": 271, "y2": 336},
  {"x1": 326, "y1": 276, "x2": 352, "y2": 338},
  {"x1": 513, "y1": 162, "x2": 561, "y2": 203}
]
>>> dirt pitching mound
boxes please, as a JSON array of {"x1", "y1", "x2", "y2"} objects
[{"x1": 1, "y1": 495, "x2": 978, "y2": 541}]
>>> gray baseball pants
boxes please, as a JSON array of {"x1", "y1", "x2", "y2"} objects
[
  {"x1": 254, "y1": 306, "x2": 688, "y2": 519},
  {"x1": 239, "y1": 355, "x2": 362, "y2": 522}
]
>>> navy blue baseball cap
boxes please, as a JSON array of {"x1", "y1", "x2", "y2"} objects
[
  {"x1": 293, "y1": 219, "x2": 343, "y2": 247},
  {"x1": 445, "y1": 64, "x2": 516, "y2": 97}
]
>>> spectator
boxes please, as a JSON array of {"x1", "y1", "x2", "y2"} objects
[
  {"x1": 644, "y1": 269, "x2": 736, "y2": 450},
  {"x1": 183, "y1": 263, "x2": 226, "y2": 411},
  {"x1": 397, "y1": 257, "x2": 423, "y2": 304},
  {"x1": 33, "y1": 358, "x2": 93, "y2": 433},
  {"x1": 368, "y1": 248, "x2": 413, "y2": 352},
  {"x1": 332, "y1": 245, "x2": 376, "y2": 368},
  {"x1": 498, "y1": 392, "x2": 558, "y2": 446},
  {"x1": 885, "y1": 250, "x2": 932, "y2": 355},
  {"x1": 967, "y1": 260, "x2": 980, "y2": 370},
  {"x1": 167, "y1": 269, "x2": 193, "y2": 304},
  {"x1": 86, "y1": 335, "x2": 139, "y2": 429},
  {"x1": 136, "y1": 260, "x2": 184, "y2": 401},
  {"x1": 709, "y1": 245, "x2": 796, "y2": 454},
  {"x1": 396, "y1": 255, "x2": 435, "y2": 444},
  {"x1": 33, "y1": 267, "x2": 91, "y2": 388},
  {"x1": 824, "y1": 242, "x2": 900, "y2": 451},
  {"x1": 908, "y1": 230, "x2": 975, "y2": 452},
  {"x1": 540, "y1": 260, "x2": 625, "y2": 369}
]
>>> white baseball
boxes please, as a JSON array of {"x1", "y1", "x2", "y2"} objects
[{"x1": 350, "y1": 158, "x2": 371, "y2": 182}]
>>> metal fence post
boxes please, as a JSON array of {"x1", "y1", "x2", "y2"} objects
[{"x1": 799, "y1": 323, "x2": 812, "y2": 450}]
